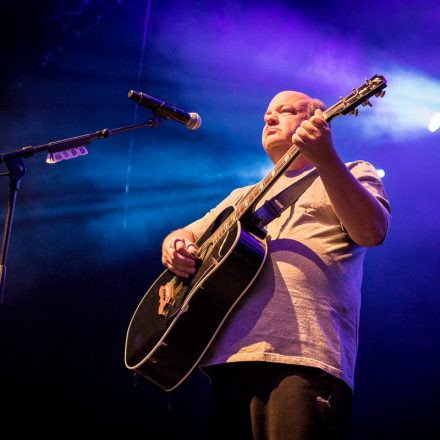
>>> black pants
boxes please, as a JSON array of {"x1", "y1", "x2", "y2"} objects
[{"x1": 205, "y1": 362, "x2": 352, "y2": 440}]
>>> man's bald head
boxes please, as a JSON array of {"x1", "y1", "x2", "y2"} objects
[
  {"x1": 268, "y1": 91, "x2": 326, "y2": 119},
  {"x1": 262, "y1": 90, "x2": 326, "y2": 166}
]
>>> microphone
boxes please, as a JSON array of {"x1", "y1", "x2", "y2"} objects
[{"x1": 128, "y1": 90, "x2": 202, "y2": 130}]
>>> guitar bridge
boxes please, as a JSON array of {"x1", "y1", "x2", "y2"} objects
[{"x1": 158, "y1": 282, "x2": 176, "y2": 317}]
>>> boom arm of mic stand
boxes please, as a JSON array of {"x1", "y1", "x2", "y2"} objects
[{"x1": 0, "y1": 116, "x2": 163, "y2": 163}]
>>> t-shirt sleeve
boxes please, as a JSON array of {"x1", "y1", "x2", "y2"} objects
[
  {"x1": 184, "y1": 186, "x2": 252, "y2": 240},
  {"x1": 347, "y1": 160, "x2": 391, "y2": 240}
]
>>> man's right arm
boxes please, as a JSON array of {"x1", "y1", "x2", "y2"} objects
[{"x1": 161, "y1": 228, "x2": 198, "y2": 278}]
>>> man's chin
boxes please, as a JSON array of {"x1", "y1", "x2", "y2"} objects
[{"x1": 263, "y1": 140, "x2": 290, "y2": 152}]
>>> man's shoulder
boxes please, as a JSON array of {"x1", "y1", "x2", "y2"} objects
[
  {"x1": 345, "y1": 159, "x2": 374, "y2": 170},
  {"x1": 227, "y1": 184, "x2": 255, "y2": 205},
  {"x1": 345, "y1": 160, "x2": 381, "y2": 179},
  {"x1": 229, "y1": 183, "x2": 254, "y2": 195}
]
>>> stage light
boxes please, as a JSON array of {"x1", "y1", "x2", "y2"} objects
[
  {"x1": 428, "y1": 113, "x2": 440, "y2": 133},
  {"x1": 376, "y1": 168, "x2": 386, "y2": 178}
]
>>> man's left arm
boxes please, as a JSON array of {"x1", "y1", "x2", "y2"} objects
[{"x1": 293, "y1": 109, "x2": 389, "y2": 247}]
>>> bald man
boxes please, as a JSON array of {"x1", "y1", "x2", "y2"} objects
[{"x1": 161, "y1": 91, "x2": 390, "y2": 439}]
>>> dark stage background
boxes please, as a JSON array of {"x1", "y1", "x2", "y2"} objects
[{"x1": 1, "y1": 0, "x2": 439, "y2": 438}]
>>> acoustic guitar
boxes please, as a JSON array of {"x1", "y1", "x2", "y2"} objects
[{"x1": 124, "y1": 75, "x2": 387, "y2": 391}]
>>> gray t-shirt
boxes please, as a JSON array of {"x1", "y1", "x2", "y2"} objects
[{"x1": 185, "y1": 160, "x2": 391, "y2": 389}]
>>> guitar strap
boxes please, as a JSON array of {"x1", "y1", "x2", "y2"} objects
[{"x1": 251, "y1": 168, "x2": 319, "y2": 229}]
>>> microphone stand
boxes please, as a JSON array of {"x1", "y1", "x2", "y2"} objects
[{"x1": 0, "y1": 116, "x2": 162, "y2": 303}]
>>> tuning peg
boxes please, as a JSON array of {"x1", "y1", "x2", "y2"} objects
[
  {"x1": 375, "y1": 90, "x2": 386, "y2": 98},
  {"x1": 361, "y1": 100, "x2": 373, "y2": 107},
  {"x1": 349, "y1": 109, "x2": 359, "y2": 116}
]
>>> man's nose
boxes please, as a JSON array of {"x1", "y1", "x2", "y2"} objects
[{"x1": 265, "y1": 112, "x2": 278, "y2": 125}]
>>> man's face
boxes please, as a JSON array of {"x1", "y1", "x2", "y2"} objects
[{"x1": 262, "y1": 91, "x2": 311, "y2": 160}]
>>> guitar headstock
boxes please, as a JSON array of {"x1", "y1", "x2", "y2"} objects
[{"x1": 323, "y1": 75, "x2": 387, "y2": 122}]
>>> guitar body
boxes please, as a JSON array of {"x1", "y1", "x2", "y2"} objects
[{"x1": 124, "y1": 206, "x2": 267, "y2": 391}]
